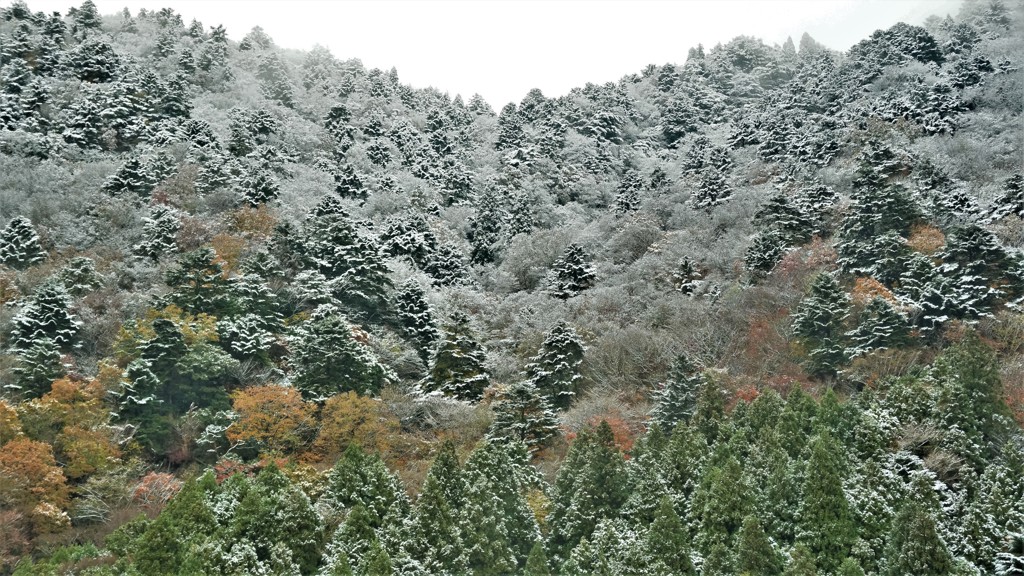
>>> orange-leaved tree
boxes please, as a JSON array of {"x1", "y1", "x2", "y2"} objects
[
  {"x1": 309, "y1": 391, "x2": 400, "y2": 461},
  {"x1": 226, "y1": 385, "x2": 315, "y2": 455}
]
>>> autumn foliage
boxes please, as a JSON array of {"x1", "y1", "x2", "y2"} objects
[{"x1": 227, "y1": 385, "x2": 315, "y2": 454}]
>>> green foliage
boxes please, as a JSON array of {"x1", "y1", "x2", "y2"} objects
[{"x1": 425, "y1": 311, "x2": 489, "y2": 401}]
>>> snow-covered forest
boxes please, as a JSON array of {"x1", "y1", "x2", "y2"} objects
[{"x1": 0, "y1": 0, "x2": 1022, "y2": 574}]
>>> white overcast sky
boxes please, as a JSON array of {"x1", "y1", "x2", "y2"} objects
[{"x1": 14, "y1": 0, "x2": 963, "y2": 107}]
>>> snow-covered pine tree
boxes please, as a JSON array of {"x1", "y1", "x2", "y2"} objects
[
  {"x1": 524, "y1": 320, "x2": 585, "y2": 410},
  {"x1": 791, "y1": 272, "x2": 850, "y2": 378},
  {"x1": 547, "y1": 243, "x2": 596, "y2": 299},
  {"x1": 690, "y1": 168, "x2": 733, "y2": 209},
  {"x1": 10, "y1": 281, "x2": 81, "y2": 352},
  {"x1": 845, "y1": 296, "x2": 910, "y2": 357},
  {"x1": 488, "y1": 380, "x2": 559, "y2": 453},
  {"x1": 134, "y1": 205, "x2": 180, "y2": 262},
  {"x1": 288, "y1": 304, "x2": 391, "y2": 401},
  {"x1": 650, "y1": 354, "x2": 703, "y2": 431},
  {"x1": 614, "y1": 169, "x2": 643, "y2": 213},
  {"x1": 237, "y1": 166, "x2": 279, "y2": 206},
  {"x1": 425, "y1": 311, "x2": 489, "y2": 401},
  {"x1": 394, "y1": 279, "x2": 439, "y2": 364},
  {"x1": 468, "y1": 190, "x2": 506, "y2": 265},
  {"x1": 987, "y1": 173, "x2": 1024, "y2": 222},
  {"x1": 0, "y1": 215, "x2": 45, "y2": 269}
]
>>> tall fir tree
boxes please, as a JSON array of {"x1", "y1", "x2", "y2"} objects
[
  {"x1": 650, "y1": 353, "x2": 703, "y2": 431},
  {"x1": 394, "y1": 279, "x2": 439, "y2": 365},
  {"x1": 524, "y1": 320, "x2": 585, "y2": 410},
  {"x1": 547, "y1": 243, "x2": 596, "y2": 299},
  {"x1": 791, "y1": 272, "x2": 850, "y2": 378},
  {"x1": 0, "y1": 216, "x2": 45, "y2": 269},
  {"x1": 425, "y1": 311, "x2": 489, "y2": 401}
]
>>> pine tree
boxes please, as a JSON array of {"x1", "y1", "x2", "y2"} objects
[
  {"x1": 395, "y1": 279, "x2": 439, "y2": 364},
  {"x1": 693, "y1": 449, "x2": 753, "y2": 554},
  {"x1": 882, "y1": 499, "x2": 955, "y2": 576},
  {"x1": 424, "y1": 243, "x2": 469, "y2": 287},
  {"x1": 468, "y1": 191, "x2": 506, "y2": 265},
  {"x1": 736, "y1": 514, "x2": 784, "y2": 575},
  {"x1": 0, "y1": 216, "x2": 45, "y2": 269},
  {"x1": 524, "y1": 541, "x2": 552, "y2": 576},
  {"x1": 405, "y1": 473, "x2": 467, "y2": 574},
  {"x1": 614, "y1": 170, "x2": 643, "y2": 213},
  {"x1": 10, "y1": 282, "x2": 81, "y2": 352},
  {"x1": 547, "y1": 243, "x2": 596, "y2": 299},
  {"x1": 845, "y1": 296, "x2": 909, "y2": 357},
  {"x1": 524, "y1": 320, "x2": 585, "y2": 410},
  {"x1": 783, "y1": 544, "x2": 818, "y2": 576},
  {"x1": 289, "y1": 305, "x2": 391, "y2": 401},
  {"x1": 672, "y1": 257, "x2": 701, "y2": 294},
  {"x1": 257, "y1": 53, "x2": 294, "y2": 107},
  {"x1": 303, "y1": 198, "x2": 392, "y2": 321},
  {"x1": 57, "y1": 257, "x2": 103, "y2": 296},
  {"x1": 163, "y1": 248, "x2": 237, "y2": 317},
  {"x1": 425, "y1": 311, "x2": 489, "y2": 401},
  {"x1": 987, "y1": 174, "x2": 1024, "y2": 222},
  {"x1": 645, "y1": 496, "x2": 695, "y2": 575},
  {"x1": 792, "y1": 273, "x2": 850, "y2": 378},
  {"x1": 10, "y1": 337, "x2": 63, "y2": 398},
  {"x1": 238, "y1": 167, "x2": 279, "y2": 206},
  {"x1": 797, "y1": 432, "x2": 856, "y2": 573},
  {"x1": 547, "y1": 421, "x2": 628, "y2": 566},
  {"x1": 690, "y1": 169, "x2": 733, "y2": 209},
  {"x1": 318, "y1": 443, "x2": 410, "y2": 529},
  {"x1": 134, "y1": 205, "x2": 180, "y2": 262},
  {"x1": 650, "y1": 354, "x2": 702, "y2": 431},
  {"x1": 488, "y1": 380, "x2": 559, "y2": 454}
]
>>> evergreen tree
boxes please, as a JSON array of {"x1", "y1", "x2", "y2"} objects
[
  {"x1": 783, "y1": 544, "x2": 819, "y2": 576},
  {"x1": 289, "y1": 305, "x2": 391, "y2": 401},
  {"x1": 10, "y1": 281, "x2": 81, "y2": 353},
  {"x1": 405, "y1": 473, "x2": 467, "y2": 574},
  {"x1": 546, "y1": 243, "x2": 596, "y2": 299},
  {"x1": 614, "y1": 169, "x2": 643, "y2": 213},
  {"x1": 164, "y1": 248, "x2": 237, "y2": 317},
  {"x1": 650, "y1": 354, "x2": 702, "y2": 431},
  {"x1": 691, "y1": 169, "x2": 733, "y2": 209},
  {"x1": 987, "y1": 173, "x2": 1024, "y2": 222},
  {"x1": 547, "y1": 421, "x2": 628, "y2": 566},
  {"x1": 0, "y1": 216, "x2": 45, "y2": 269},
  {"x1": 425, "y1": 311, "x2": 489, "y2": 401},
  {"x1": 882, "y1": 499, "x2": 955, "y2": 576},
  {"x1": 797, "y1": 432, "x2": 856, "y2": 574},
  {"x1": 134, "y1": 205, "x2": 180, "y2": 262},
  {"x1": 845, "y1": 296, "x2": 910, "y2": 357},
  {"x1": 318, "y1": 443, "x2": 410, "y2": 529},
  {"x1": 524, "y1": 320, "x2": 585, "y2": 410},
  {"x1": 524, "y1": 541, "x2": 552, "y2": 576},
  {"x1": 10, "y1": 337, "x2": 63, "y2": 398},
  {"x1": 645, "y1": 496, "x2": 695, "y2": 575},
  {"x1": 468, "y1": 191, "x2": 506, "y2": 265},
  {"x1": 735, "y1": 514, "x2": 784, "y2": 574},
  {"x1": 257, "y1": 53, "x2": 294, "y2": 107},
  {"x1": 238, "y1": 166, "x2": 280, "y2": 206},
  {"x1": 424, "y1": 243, "x2": 469, "y2": 287},
  {"x1": 394, "y1": 279, "x2": 439, "y2": 364},
  {"x1": 693, "y1": 449, "x2": 753, "y2": 554},
  {"x1": 487, "y1": 380, "x2": 559, "y2": 454},
  {"x1": 791, "y1": 272, "x2": 850, "y2": 378},
  {"x1": 303, "y1": 198, "x2": 392, "y2": 321}
]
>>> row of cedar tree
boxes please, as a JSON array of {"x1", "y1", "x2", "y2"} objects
[{"x1": 0, "y1": 0, "x2": 1023, "y2": 574}]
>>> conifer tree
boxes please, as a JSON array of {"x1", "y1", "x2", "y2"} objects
[
  {"x1": 134, "y1": 205, "x2": 180, "y2": 262},
  {"x1": 736, "y1": 514, "x2": 784, "y2": 575},
  {"x1": 424, "y1": 243, "x2": 469, "y2": 287},
  {"x1": 792, "y1": 272, "x2": 850, "y2": 378},
  {"x1": 797, "y1": 432, "x2": 856, "y2": 574},
  {"x1": 691, "y1": 169, "x2": 733, "y2": 209},
  {"x1": 547, "y1": 243, "x2": 596, "y2": 299},
  {"x1": 395, "y1": 279, "x2": 439, "y2": 364},
  {"x1": 547, "y1": 421, "x2": 628, "y2": 566},
  {"x1": 693, "y1": 449, "x2": 752, "y2": 554},
  {"x1": 651, "y1": 354, "x2": 702, "y2": 431},
  {"x1": 614, "y1": 169, "x2": 643, "y2": 213},
  {"x1": 987, "y1": 173, "x2": 1024, "y2": 222},
  {"x1": 164, "y1": 248, "x2": 237, "y2": 317},
  {"x1": 10, "y1": 281, "x2": 81, "y2": 353},
  {"x1": 425, "y1": 311, "x2": 489, "y2": 401},
  {"x1": 882, "y1": 499, "x2": 955, "y2": 576},
  {"x1": 845, "y1": 296, "x2": 910, "y2": 357},
  {"x1": 318, "y1": 444, "x2": 409, "y2": 529},
  {"x1": 238, "y1": 166, "x2": 280, "y2": 206},
  {"x1": 468, "y1": 191, "x2": 506, "y2": 265},
  {"x1": 289, "y1": 305, "x2": 391, "y2": 401},
  {"x1": 487, "y1": 380, "x2": 559, "y2": 454},
  {"x1": 645, "y1": 496, "x2": 695, "y2": 575},
  {"x1": 405, "y1": 473, "x2": 467, "y2": 574},
  {"x1": 524, "y1": 320, "x2": 585, "y2": 410},
  {"x1": 0, "y1": 216, "x2": 45, "y2": 269},
  {"x1": 524, "y1": 541, "x2": 552, "y2": 576},
  {"x1": 783, "y1": 544, "x2": 819, "y2": 576}
]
